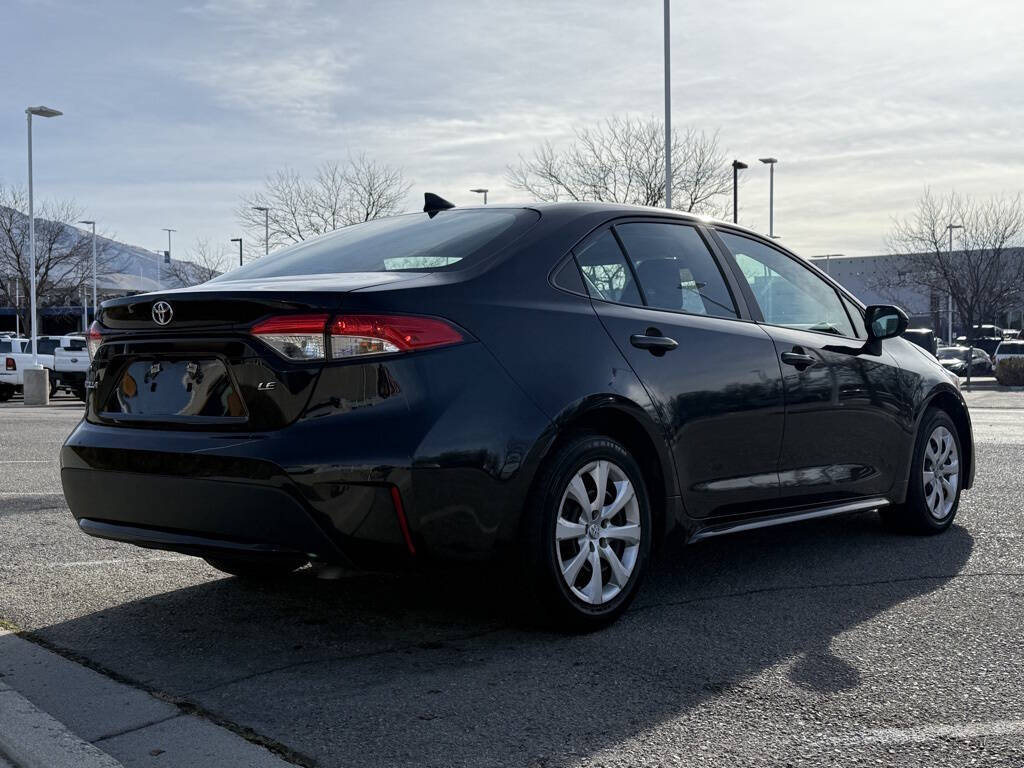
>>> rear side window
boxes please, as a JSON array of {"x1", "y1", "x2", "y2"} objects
[
  {"x1": 997, "y1": 341, "x2": 1024, "y2": 355},
  {"x1": 36, "y1": 339, "x2": 59, "y2": 355},
  {"x1": 0, "y1": 341, "x2": 9, "y2": 353},
  {"x1": 213, "y1": 209, "x2": 538, "y2": 280},
  {"x1": 615, "y1": 223, "x2": 737, "y2": 318},
  {"x1": 574, "y1": 231, "x2": 641, "y2": 304}
]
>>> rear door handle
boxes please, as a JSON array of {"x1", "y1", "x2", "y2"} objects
[
  {"x1": 780, "y1": 350, "x2": 816, "y2": 369},
  {"x1": 630, "y1": 334, "x2": 678, "y2": 353}
]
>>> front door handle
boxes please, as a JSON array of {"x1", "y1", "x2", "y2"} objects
[
  {"x1": 630, "y1": 333, "x2": 678, "y2": 354},
  {"x1": 780, "y1": 350, "x2": 816, "y2": 369}
]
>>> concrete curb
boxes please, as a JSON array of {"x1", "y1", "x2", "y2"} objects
[{"x1": 0, "y1": 682, "x2": 123, "y2": 768}]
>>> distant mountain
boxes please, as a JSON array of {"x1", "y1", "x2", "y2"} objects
[{"x1": 0, "y1": 207, "x2": 218, "y2": 294}]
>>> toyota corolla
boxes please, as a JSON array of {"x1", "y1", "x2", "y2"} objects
[{"x1": 61, "y1": 197, "x2": 974, "y2": 627}]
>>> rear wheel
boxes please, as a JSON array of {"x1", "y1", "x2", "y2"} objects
[
  {"x1": 74, "y1": 384, "x2": 88, "y2": 402},
  {"x1": 523, "y1": 434, "x2": 652, "y2": 629},
  {"x1": 880, "y1": 409, "x2": 962, "y2": 534},
  {"x1": 0, "y1": 385, "x2": 13, "y2": 402},
  {"x1": 203, "y1": 555, "x2": 307, "y2": 579}
]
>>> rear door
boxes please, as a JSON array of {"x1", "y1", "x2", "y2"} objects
[
  {"x1": 713, "y1": 229, "x2": 906, "y2": 508},
  {"x1": 577, "y1": 220, "x2": 785, "y2": 519}
]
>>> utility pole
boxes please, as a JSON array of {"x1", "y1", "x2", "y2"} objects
[
  {"x1": 946, "y1": 223, "x2": 963, "y2": 344},
  {"x1": 663, "y1": 0, "x2": 672, "y2": 209},
  {"x1": 731, "y1": 160, "x2": 747, "y2": 224},
  {"x1": 252, "y1": 206, "x2": 269, "y2": 255}
]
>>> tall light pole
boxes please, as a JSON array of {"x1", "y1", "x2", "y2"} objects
[
  {"x1": 946, "y1": 223, "x2": 963, "y2": 344},
  {"x1": 469, "y1": 188, "x2": 489, "y2": 205},
  {"x1": 13, "y1": 278, "x2": 19, "y2": 337},
  {"x1": 731, "y1": 160, "x2": 747, "y2": 224},
  {"x1": 231, "y1": 238, "x2": 243, "y2": 267},
  {"x1": 663, "y1": 0, "x2": 672, "y2": 209},
  {"x1": 759, "y1": 158, "x2": 778, "y2": 237},
  {"x1": 252, "y1": 206, "x2": 269, "y2": 255},
  {"x1": 160, "y1": 228, "x2": 175, "y2": 289},
  {"x1": 26, "y1": 106, "x2": 62, "y2": 365},
  {"x1": 78, "y1": 220, "x2": 97, "y2": 318}
]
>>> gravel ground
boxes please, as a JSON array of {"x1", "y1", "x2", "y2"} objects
[{"x1": 0, "y1": 394, "x2": 1022, "y2": 767}]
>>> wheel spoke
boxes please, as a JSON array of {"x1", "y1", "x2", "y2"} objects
[
  {"x1": 561, "y1": 545, "x2": 589, "y2": 584},
  {"x1": 601, "y1": 480, "x2": 635, "y2": 521},
  {"x1": 590, "y1": 461, "x2": 610, "y2": 512},
  {"x1": 601, "y1": 545, "x2": 630, "y2": 586},
  {"x1": 566, "y1": 474, "x2": 591, "y2": 514},
  {"x1": 604, "y1": 523, "x2": 641, "y2": 544},
  {"x1": 556, "y1": 518, "x2": 587, "y2": 541},
  {"x1": 583, "y1": 546, "x2": 603, "y2": 604}
]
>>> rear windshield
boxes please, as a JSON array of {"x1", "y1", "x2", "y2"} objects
[
  {"x1": 938, "y1": 347, "x2": 969, "y2": 360},
  {"x1": 213, "y1": 209, "x2": 538, "y2": 281},
  {"x1": 997, "y1": 341, "x2": 1024, "y2": 354}
]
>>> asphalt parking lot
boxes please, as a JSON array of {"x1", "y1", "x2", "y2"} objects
[{"x1": 1, "y1": 393, "x2": 1023, "y2": 767}]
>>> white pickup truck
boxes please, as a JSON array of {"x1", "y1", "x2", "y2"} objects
[{"x1": 0, "y1": 335, "x2": 90, "y2": 401}]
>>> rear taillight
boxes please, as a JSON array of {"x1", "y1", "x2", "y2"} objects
[
  {"x1": 251, "y1": 314, "x2": 329, "y2": 361},
  {"x1": 329, "y1": 315, "x2": 464, "y2": 359},
  {"x1": 87, "y1": 321, "x2": 103, "y2": 360},
  {"x1": 250, "y1": 313, "x2": 464, "y2": 361},
  {"x1": 4, "y1": 357, "x2": 14, "y2": 371}
]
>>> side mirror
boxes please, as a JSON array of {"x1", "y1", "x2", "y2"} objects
[{"x1": 865, "y1": 305, "x2": 909, "y2": 341}]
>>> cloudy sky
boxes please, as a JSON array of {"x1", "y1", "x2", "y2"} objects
[{"x1": 4, "y1": 0, "x2": 1022, "y2": 260}]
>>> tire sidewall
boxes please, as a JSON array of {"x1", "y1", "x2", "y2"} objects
[
  {"x1": 532, "y1": 435, "x2": 652, "y2": 625},
  {"x1": 907, "y1": 410, "x2": 962, "y2": 532}
]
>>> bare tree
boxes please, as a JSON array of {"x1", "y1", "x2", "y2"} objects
[
  {"x1": 0, "y1": 184, "x2": 112, "y2": 335},
  {"x1": 236, "y1": 154, "x2": 411, "y2": 252},
  {"x1": 505, "y1": 116, "x2": 732, "y2": 215},
  {"x1": 164, "y1": 238, "x2": 230, "y2": 287},
  {"x1": 876, "y1": 189, "x2": 1024, "y2": 334}
]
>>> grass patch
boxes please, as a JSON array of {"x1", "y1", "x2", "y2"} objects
[{"x1": 0, "y1": 617, "x2": 20, "y2": 632}]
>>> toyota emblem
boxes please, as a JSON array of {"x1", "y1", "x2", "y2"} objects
[{"x1": 151, "y1": 300, "x2": 173, "y2": 326}]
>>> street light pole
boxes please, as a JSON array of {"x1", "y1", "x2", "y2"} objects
[
  {"x1": 13, "y1": 278, "x2": 19, "y2": 337},
  {"x1": 946, "y1": 223, "x2": 963, "y2": 344},
  {"x1": 731, "y1": 160, "x2": 747, "y2": 224},
  {"x1": 160, "y1": 228, "x2": 175, "y2": 290},
  {"x1": 78, "y1": 220, "x2": 97, "y2": 319},
  {"x1": 252, "y1": 206, "x2": 269, "y2": 255},
  {"x1": 759, "y1": 158, "x2": 778, "y2": 237},
  {"x1": 26, "y1": 106, "x2": 62, "y2": 366},
  {"x1": 231, "y1": 238, "x2": 243, "y2": 267},
  {"x1": 469, "y1": 188, "x2": 489, "y2": 205},
  {"x1": 663, "y1": 0, "x2": 672, "y2": 209}
]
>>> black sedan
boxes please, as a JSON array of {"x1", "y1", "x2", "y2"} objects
[
  {"x1": 936, "y1": 346, "x2": 993, "y2": 376},
  {"x1": 62, "y1": 198, "x2": 974, "y2": 627}
]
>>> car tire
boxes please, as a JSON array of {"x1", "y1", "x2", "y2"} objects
[
  {"x1": 880, "y1": 408, "x2": 962, "y2": 535},
  {"x1": 522, "y1": 433, "x2": 652, "y2": 630},
  {"x1": 49, "y1": 375, "x2": 58, "y2": 398},
  {"x1": 0, "y1": 385, "x2": 13, "y2": 403},
  {"x1": 203, "y1": 555, "x2": 307, "y2": 579},
  {"x1": 74, "y1": 384, "x2": 88, "y2": 403}
]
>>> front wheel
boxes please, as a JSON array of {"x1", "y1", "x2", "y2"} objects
[
  {"x1": 203, "y1": 555, "x2": 307, "y2": 579},
  {"x1": 523, "y1": 434, "x2": 652, "y2": 629},
  {"x1": 880, "y1": 408, "x2": 963, "y2": 534},
  {"x1": 0, "y1": 385, "x2": 13, "y2": 403}
]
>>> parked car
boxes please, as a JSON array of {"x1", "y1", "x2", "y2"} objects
[
  {"x1": 967, "y1": 336, "x2": 1003, "y2": 358},
  {"x1": 936, "y1": 346, "x2": 993, "y2": 376},
  {"x1": 0, "y1": 337, "x2": 57, "y2": 401},
  {"x1": 51, "y1": 336, "x2": 90, "y2": 400},
  {"x1": 0, "y1": 336, "x2": 90, "y2": 402},
  {"x1": 902, "y1": 328, "x2": 937, "y2": 356},
  {"x1": 61, "y1": 201, "x2": 975, "y2": 627},
  {"x1": 994, "y1": 339, "x2": 1024, "y2": 365}
]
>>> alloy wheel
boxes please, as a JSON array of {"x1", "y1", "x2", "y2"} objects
[
  {"x1": 922, "y1": 425, "x2": 959, "y2": 520},
  {"x1": 555, "y1": 459, "x2": 641, "y2": 605}
]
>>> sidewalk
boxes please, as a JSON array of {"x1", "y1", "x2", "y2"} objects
[{"x1": 0, "y1": 631, "x2": 295, "y2": 768}]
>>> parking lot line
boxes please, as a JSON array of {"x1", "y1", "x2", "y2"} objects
[
  {"x1": 0, "y1": 556, "x2": 192, "y2": 570},
  {"x1": 821, "y1": 718, "x2": 1024, "y2": 746}
]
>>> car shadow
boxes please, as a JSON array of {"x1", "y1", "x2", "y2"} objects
[{"x1": 25, "y1": 512, "x2": 973, "y2": 767}]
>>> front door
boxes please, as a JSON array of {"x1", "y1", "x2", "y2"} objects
[
  {"x1": 576, "y1": 221, "x2": 786, "y2": 519},
  {"x1": 715, "y1": 230, "x2": 906, "y2": 508}
]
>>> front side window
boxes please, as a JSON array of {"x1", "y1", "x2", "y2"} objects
[
  {"x1": 719, "y1": 232, "x2": 855, "y2": 337},
  {"x1": 840, "y1": 294, "x2": 867, "y2": 339},
  {"x1": 615, "y1": 223, "x2": 737, "y2": 318},
  {"x1": 574, "y1": 230, "x2": 641, "y2": 304}
]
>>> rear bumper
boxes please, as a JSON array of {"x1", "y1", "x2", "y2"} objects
[{"x1": 62, "y1": 466, "x2": 360, "y2": 562}]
